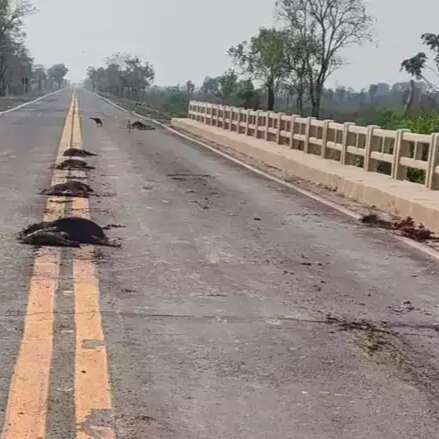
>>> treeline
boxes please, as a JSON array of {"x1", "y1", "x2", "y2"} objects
[
  {"x1": 85, "y1": 0, "x2": 439, "y2": 124},
  {"x1": 0, "y1": 0, "x2": 68, "y2": 96},
  {"x1": 85, "y1": 53, "x2": 154, "y2": 100}
]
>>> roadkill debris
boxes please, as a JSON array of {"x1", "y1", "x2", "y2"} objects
[
  {"x1": 389, "y1": 300, "x2": 416, "y2": 314},
  {"x1": 361, "y1": 213, "x2": 434, "y2": 242},
  {"x1": 128, "y1": 120, "x2": 155, "y2": 130},
  {"x1": 19, "y1": 217, "x2": 120, "y2": 247},
  {"x1": 167, "y1": 173, "x2": 210, "y2": 181},
  {"x1": 90, "y1": 117, "x2": 103, "y2": 127},
  {"x1": 63, "y1": 148, "x2": 97, "y2": 157},
  {"x1": 56, "y1": 159, "x2": 95, "y2": 170},
  {"x1": 102, "y1": 224, "x2": 126, "y2": 231},
  {"x1": 42, "y1": 181, "x2": 94, "y2": 198}
]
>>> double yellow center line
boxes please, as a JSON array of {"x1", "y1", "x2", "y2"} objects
[{"x1": 1, "y1": 93, "x2": 115, "y2": 438}]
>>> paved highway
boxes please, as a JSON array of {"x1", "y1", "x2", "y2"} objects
[{"x1": 0, "y1": 88, "x2": 438, "y2": 438}]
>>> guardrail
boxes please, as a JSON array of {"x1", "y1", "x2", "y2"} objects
[{"x1": 188, "y1": 101, "x2": 439, "y2": 190}]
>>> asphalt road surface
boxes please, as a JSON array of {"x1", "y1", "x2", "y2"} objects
[{"x1": 1, "y1": 88, "x2": 439, "y2": 438}]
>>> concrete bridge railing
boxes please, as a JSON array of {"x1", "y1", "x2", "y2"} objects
[{"x1": 188, "y1": 101, "x2": 439, "y2": 190}]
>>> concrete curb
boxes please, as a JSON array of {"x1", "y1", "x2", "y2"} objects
[{"x1": 171, "y1": 118, "x2": 439, "y2": 235}]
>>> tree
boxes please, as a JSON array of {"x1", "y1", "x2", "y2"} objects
[
  {"x1": 283, "y1": 30, "x2": 308, "y2": 114},
  {"x1": 123, "y1": 56, "x2": 154, "y2": 99},
  {"x1": 368, "y1": 84, "x2": 378, "y2": 104},
  {"x1": 229, "y1": 28, "x2": 288, "y2": 111},
  {"x1": 86, "y1": 66, "x2": 97, "y2": 90},
  {"x1": 86, "y1": 54, "x2": 154, "y2": 98},
  {"x1": 48, "y1": 63, "x2": 68, "y2": 89},
  {"x1": 185, "y1": 80, "x2": 195, "y2": 101},
  {"x1": 235, "y1": 79, "x2": 259, "y2": 108},
  {"x1": 277, "y1": 0, "x2": 374, "y2": 117},
  {"x1": 6, "y1": 41, "x2": 32, "y2": 94},
  {"x1": 0, "y1": 0, "x2": 35, "y2": 95},
  {"x1": 217, "y1": 69, "x2": 239, "y2": 102},
  {"x1": 32, "y1": 64, "x2": 46, "y2": 91},
  {"x1": 401, "y1": 34, "x2": 439, "y2": 114},
  {"x1": 200, "y1": 76, "x2": 221, "y2": 99},
  {"x1": 402, "y1": 34, "x2": 439, "y2": 91}
]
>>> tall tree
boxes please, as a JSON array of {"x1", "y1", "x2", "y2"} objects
[
  {"x1": 402, "y1": 34, "x2": 439, "y2": 92},
  {"x1": 229, "y1": 28, "x2": 288, "y2": 111},
  {"x1": 124, "y1": 56, "x2": 154, "y2": 99},
  {"x1": 86, "y1": 54, "x2": 154, "y2": 99},
  {"x1": 217, "y1": 69, "x2": 239, "y2": 103},
  {"x1": 86, "y1": 66, "x2": 97, "y2": 90},
  {"x1": 283, "y1": 30, "x2": 309, "y2": 114},
  {"x1": 277, "y1": 0, "x2": 374, "y2": 117},
  {"x1": 48, "y1": 63, "x2": 68, "y2": 89},
  {"x1": 0, "y1": 0, "x2": 35, "y2": 95},
  {"x1": 368, "y1": 84, "x2": 378, "y2": 104},
  {"x1": 32, "y1": 64, "x2": 46, "y2": 92},
  {"x1": 200, "y1": 76, "x2": 221, "y2": 99},
  {"x1": 235, "y1": 79, "x2": 259, "y2": 108},
  {"x1": 400, "y1": 34, "x2": 439, "y2": 114}
]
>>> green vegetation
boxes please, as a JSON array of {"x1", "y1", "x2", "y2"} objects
[
  {"x1": 0, "y1": 1, "x2": 67, "y2": 97},
  {"x1": 229, "y1": 28, "x2": 288, "y2": 111}
]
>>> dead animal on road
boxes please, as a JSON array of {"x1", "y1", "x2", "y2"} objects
[
  {"x1": 63, "y1": 148, "x2": 97, "y2": 158},
  {"x1": 41, "y1": 181, "x2": 94, "y2": 198},
  {"x1": 20, "y1": 229, "x2": 80, "y2": 247},
  {"x1": 56, "y1": 159, "x2": 95, "y2": 170},
  {"x1": 394, "y1": 217, "x2": 433, "y2": 242},
  {"x1": 90, "y1": 117, "x2": 103, "y2": 127},
  {"x1": 19, "y1": 217, "x2": 120, "y2": 247},
  {"x1": 361, "y1": 213, "x2": 434, "y2": 242},
  {"x1": 360, "y1": 213, "x2": 393, "y2": 229},
  {"x1": 128, "y1": 119, "x2": 155, "y2": 131}
]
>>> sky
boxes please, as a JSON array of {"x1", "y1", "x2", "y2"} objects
[{"x1": 24, "y1": 0, "x2": 439, "y2": 91}]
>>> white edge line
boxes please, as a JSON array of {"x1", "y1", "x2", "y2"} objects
[
  {"x1": 95, "y1": 91, "x2": 439, "y2": 263},
  {"x1": 0, "y1": 89, "x2": 64, "y2": 117}
]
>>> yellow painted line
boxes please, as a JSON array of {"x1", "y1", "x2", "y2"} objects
[
  {"x1": 1, "y1": 94, "x2": 76, "y2": 439},
  {"x1": 71, "y1": 97, "x2": 115, "y2": 438}
]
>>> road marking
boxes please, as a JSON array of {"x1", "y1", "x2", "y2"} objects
[
  {"x1": 70, "y1": 96, "x2": 115, "y2": 439},
  {"x1": 0, "y1": 94, "x2": 75, "y2": 439},
  {"x1": 0, "y1": 89, "x2": 65, "y2": 117}
]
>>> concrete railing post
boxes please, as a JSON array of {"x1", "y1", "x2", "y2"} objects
[
  {"x1": 213, "y1": 105, "x2": 218, "y2": 127},
  {"x1": 321, "y1": 120, "x2": 333, "y2": 158},
  {"x1": 289, "y1": 115, "x2": 297, "y2": 149},
  {"x1": 265, "y1": 112, "x2": 271, "y2": 141},
  {"x1": 217, "y1": 105, "x2": 222, "y2": 128},
  {"x1": 202, "y1": 104, "x2": 208, "y2": 125},
  {"x1": 205, "y1": 104, "x2": 210, "y2": 125},
  {"x1": 392, "y1": 129, "x2": 410, "y2": 179},
  {"x1": 231, "y1": 107, "x2": 236, "y2": 132},
  {"x1": 304, "y1": 117, "x2": 313, "y2": 153},
  {"x1": 276, "y1": 113, "x2": 284, "y2": 144},
  {"x1": 341, "y1": 122, "x2": 354, "y2": 165},
  {"x1": 364, "y1": 125, "x2": 380, "y2": 171},
  {"x1": 426, "y1": 133, "x2": 439, "y2": 189},
  {"x1": 209, "y1": 104, "x2": 214, "y2": 125},
  {"x1": 255, "y1": 111, "x2": 260, "y2": 139},
  {"x1": 245, "y1": 110, "x2": 251, "y2": 136}
]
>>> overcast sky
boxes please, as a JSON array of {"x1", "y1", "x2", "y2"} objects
[{"x1": 24, "y1": 0, "x2": 439, "y2": 91}]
